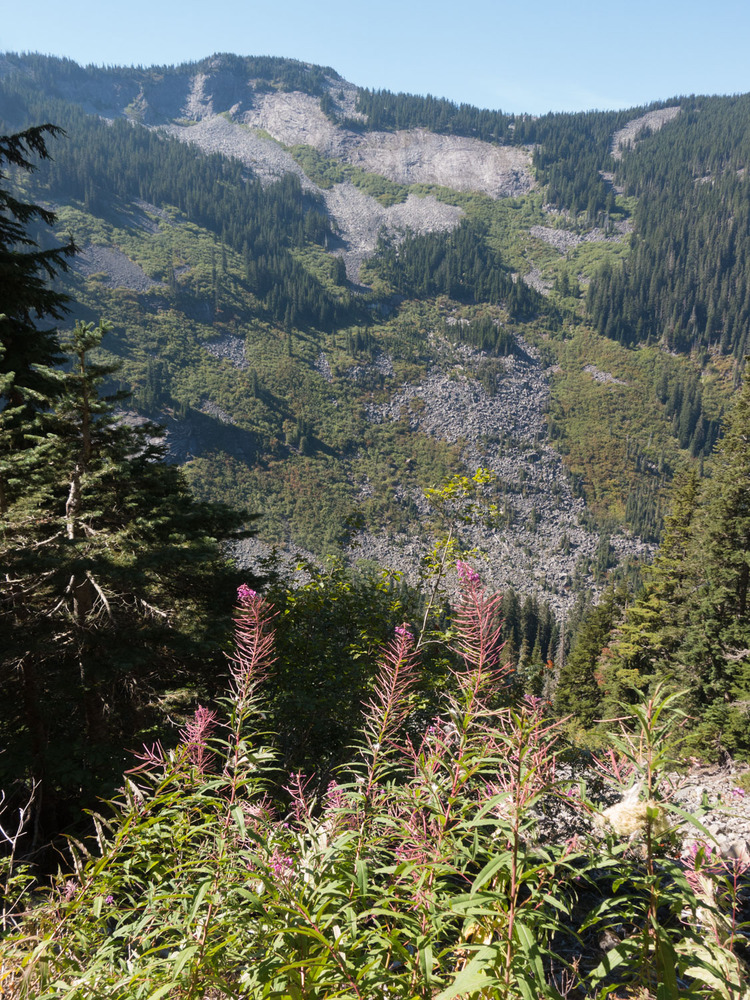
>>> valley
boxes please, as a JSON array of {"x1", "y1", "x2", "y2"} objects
[{"x1": 2, "y1": 53, "x2": 718, "y2": 613}]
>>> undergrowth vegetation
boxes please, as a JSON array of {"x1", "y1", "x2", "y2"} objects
[{"x1": 2, "y1": 568, "x2": 748, "y2": 999}]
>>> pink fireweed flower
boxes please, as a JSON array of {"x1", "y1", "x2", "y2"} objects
[
  {"x1": 229, "y1": 588, "x2": 276, "y2": 701},
  {"x1": 685, "y1": 840, "x2": 716, "y2": 867},
  {"x1": 128, "y1": 740, "x2": 167, "y2": 775},
  {"x1": 285, "y1": 771, "x2": 315, "y2": 825},
  {"x1": 237, "y1": 583, "x2": 258, "y2": 605},
  {"x1": 180, "y1": 705, "x2": 218, "y2": 774},
  {"x1": 452, "y1": 562, "x2": 506, "y2": 680},
  {"x1": 242, "y1": 794, "x2": 277, "y2": 828},
  {"x1": 561, "y1": 786, "x2": 580, "y2": 800},
  {"x1": 361, "y1": 623, "x2": 420, "y2": 759},
  {"x1": 456, "y1": 560, "x2": 481, "y2": 586},
  {"x1": 268, "y1": 846, "x2": 295, "y2": 882}
]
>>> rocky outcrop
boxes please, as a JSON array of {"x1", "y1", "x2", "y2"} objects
[
  {"x1": 237, "y1": 90, "x2": 534, "y2": 198},
  {"x1": 161, "y1": 116, "x2": 315, "y2": 188},
  {"x1": 346, "y1": 129, "x2": 533, "y2": 198},
  {"x1": 204, "y1": 333, "x2": 248, "y2": 370},
  {"x1": 530, "y1": 221, "x2": 631, "y2": 254},
  {"x1": 321, "y1": 183, "x2": 464, "y2": 282},
  {"x1": 611, "y1": 106, "x2": 681, "y2": 159},
  {"x1": 355, "y1": 335, "x2": 652, "y2": 613}
]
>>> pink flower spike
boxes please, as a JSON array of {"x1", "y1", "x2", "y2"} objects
[
  {"x1": 456, "y1": 560, "x2": 480, "y2": 586},
  {"x1": 180, "y1": 705, "x2": 218, "y2": 774},
  {"x1": 237, "y1": 583, "x2": 258, "y2": 605},
  {"x1": 395, "y1": 623, "x2": 413, "y2": 640}
]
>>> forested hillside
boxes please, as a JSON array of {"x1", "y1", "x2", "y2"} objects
[
  {"x1": 588, "y1": 95, "x2": 750, "y2": 360},
  {"x1": 3, "y1": 55, "x2": 750, "y2": 999},
  {"x1": 0, "y1": 51, "x2": 744, "y2": 629}
]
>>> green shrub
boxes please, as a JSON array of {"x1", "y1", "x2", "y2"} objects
[{"x1": 2, "y1": 574, "x2": 747, "y2": 999}]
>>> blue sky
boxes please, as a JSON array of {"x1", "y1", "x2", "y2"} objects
[{"x1": 1, "y1": 0, "x2": 747, "y2": 115}]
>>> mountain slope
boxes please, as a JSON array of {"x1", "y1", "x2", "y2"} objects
[{"x1": 0, "y1": 52, "x2": 740, "y2": 617}]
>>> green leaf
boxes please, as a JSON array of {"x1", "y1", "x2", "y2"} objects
[
  {"x1": 435, "y1": 946, "x2": 497, "y2": 1000},
  {"x1": 147, "y1": 985, "x2": 178, "y2": 1000},
  {"x1": 188, "y1": 878, "x2": 213, "y2": 924},
  {"x1": 662, "y1": 801, "x2": 718, "y2": 842},
  {"x1": 515, "y1": 920, "x2": 546, "y2": 985},
  {"x1": 419, "y1": 941, "x2": 434, "y2": 985},
  {"x1": 514, "y1": 969, "x2": 541, "y2": 1000},
  {"x1": 587, "y1": 940, "x2": 637, "y2": 985},
  {"x1": 655, "y1": 928, "x2": 679, "y2": 1000},
  {"x1": 231, "y1": 803, "x2": 247, "y2": 838},
  {"x1": 172, "y1": 943, "x2": 200, "y2": 977},
  {"x1": 471, "y1": 854, "x2": 508, "y2": 892},
  {"x1": 355, "y1": 858, "x2": 368, "y2": 896}
]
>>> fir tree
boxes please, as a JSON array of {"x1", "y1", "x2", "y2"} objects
[
  {"x1": 0, "y1": 129, "x2": 258, "y2": 837},
  {"x1": 0, "y1": 125, "x2": 76, "y2": 513},
  {"x1": 554, "y1": 588, "x2": 622, "y2": 726},
  {"x1": 1, "y1": 319, "x2": 256, "y2": 835},
  {"x1": 599, "y1": 470, "x2": 701, "y2": 707},
  {"x1": 689, "y1": 369, "x2": 750, "y2": 702}
]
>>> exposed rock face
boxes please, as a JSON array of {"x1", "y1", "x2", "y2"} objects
[
  {"x1": 611, "y1": 106, "x2": 681, "y2": 159},
  {"x1": 240, "y1": 90, "x2": 343, "y2": 151},
  {"x1": 320, "y1": 183, "x2": 464, "y2": 281},
  {"x1": 347, "y1": 129, "x2": 533, "y2": 198},
  {"x1": 161, "y1": 117, "x2": 315, "y2": 189},
  {"x1": 240, "y1": 90, "x2": 534, "y2": 198},
  {"x1": 354, "y1": 335, "x2": 652, "y2": 614}
]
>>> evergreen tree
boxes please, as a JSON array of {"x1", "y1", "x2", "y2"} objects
[
  {"x1": 554, "y1": 588, "x2": 622, "y2": 726},
  {"x1": 599, "y1": 471, "x2": 701, "y2": 707},
  {"x1": 592, "y1": 378, "x2": 750, "y2": 752},
  {"x1": 689, "y1": 370, "x2": 750, "y2": 702},
  {"x1": 0, "y1": 125, "x2": 75, "y2": 512},
  {"x1": 0, "y1": 129, "x2": 258, "y2": 838},
  {"x1": 1, "y1": 319, "x2": 256, "y2": 836}
]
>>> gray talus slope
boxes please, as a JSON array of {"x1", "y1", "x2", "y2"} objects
[{"x1": 161, "y1": 86, "x2": 532, "y2": 279}]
